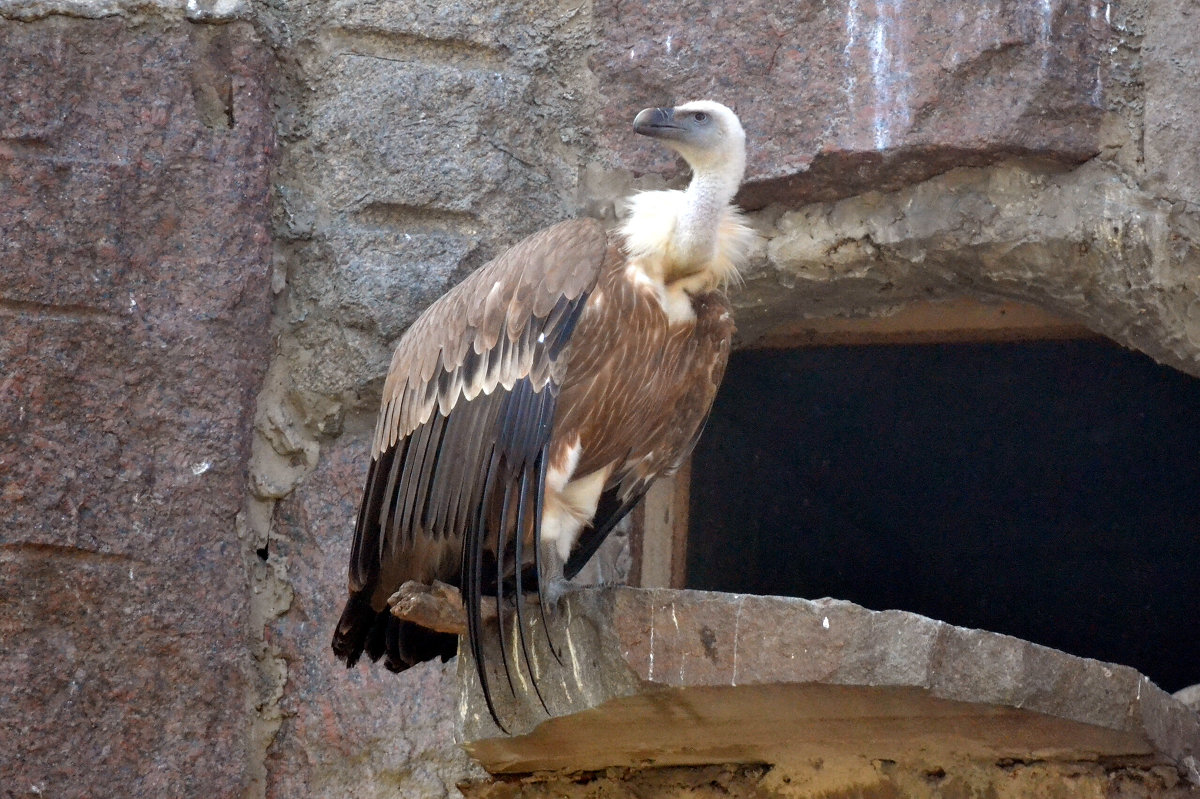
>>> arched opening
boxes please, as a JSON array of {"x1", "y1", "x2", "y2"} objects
[{"x1": 632, "y1": 298, "x2": 1200, "y2": 694}]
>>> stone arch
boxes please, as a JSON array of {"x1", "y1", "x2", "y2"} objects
[{"x1": 737, "y1": 161, "x2": 1200, "y2": 379}]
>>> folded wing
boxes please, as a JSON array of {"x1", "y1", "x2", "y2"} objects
[{"x1": 332, "y1": 219, "x2": 610, "y2": 726}]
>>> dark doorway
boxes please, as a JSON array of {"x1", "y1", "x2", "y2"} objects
[{"x1": 687, "y1": 339, "x2": 1200, "y2": 693}]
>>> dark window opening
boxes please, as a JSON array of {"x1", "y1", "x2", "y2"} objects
[{"x1": 687, "y1": 339, "x2": 1200, "y2": 693}]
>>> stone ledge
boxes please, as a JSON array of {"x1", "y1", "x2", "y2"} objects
[{"x1": 460, "y1": 587, "x2": 1200, "y2": 782}]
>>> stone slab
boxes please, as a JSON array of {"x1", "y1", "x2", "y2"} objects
[
  {"x1": 590, "y1": 0, "x2": 1107, "y2": 208},
  {"x1": 266, "y1": 433, "x2": 484, "y2": 798},
  {"x1": 461, "y1": 587, "x2": 1200, "y2": 780},
  {"x1": 0, "y1": 17, "x2": 273, "y2": 798}
]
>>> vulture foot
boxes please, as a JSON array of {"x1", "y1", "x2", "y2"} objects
[{"x1": 540, "y1": 576, "x2": 577, "y2": 609}]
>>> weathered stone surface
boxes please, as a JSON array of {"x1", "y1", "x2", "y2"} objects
[
  {"x1": 0, "y1": 549, "x2": 251, "y2": 798},
  {"x1": 462, "y1": 587, "x2": 1200, "y2": 781},
  {"x1": 0, "y1": 17, "x2": 272, "y2": 798},
  {"x1": 318, "y1": 0, "x2": 588, "y2": 66},
  {"x1": 266, "y1": 433, "x2": 485, "y2": 798},
  {"x1": 1143, "y1": 0, "x2": 1200, "y2": 207},
  {"x1": 590, "y1": 0, "x2": 1107, "y2": 208},
  {"x1": 0, "y1": 0, "x2": 248, "y2": 21},
  {"x1": 1178, "y1": 685, "x2": 1200, "y2": 714},
  {"x1": 0, "y1": 16, "x2": 272, "y2": 556},
  {"x1": 734, "y1": 160, "x2": 1200, "y2": 380},
  {"x1": 267, "y1": 0, "x2": 596, "y2": 403}
]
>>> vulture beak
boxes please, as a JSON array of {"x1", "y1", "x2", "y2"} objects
[{"x1": 633, "y1": 106, "x2": 682, "y2": 139}]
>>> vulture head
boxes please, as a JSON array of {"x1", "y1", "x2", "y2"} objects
[
  {"x1": 633, "y1": 100, "x2": 746, "y2": 180},
  {"x1": 624, "y1": 100, "x2": 753, "y2": 285}
]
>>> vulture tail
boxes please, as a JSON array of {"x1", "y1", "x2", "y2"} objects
[
  {"x1": 332, "y1": 592, "x2": 456, "y2": 671},
  {"x1": 464, "y1": 376, "x2": 563, "y2": 733},
  {"x1": 331, "y1": 591, "x2": 376, "y2": 667},
  {"x1": 513, "y1": 454, "x2": 552, "y2": 715},
  {"x1": 532, "y1": 444, "x2": 564, "y2": 666},
  {"x1": 466, "y1": 442, "x2": 507, "y2": 732},
  {"x1": 493, "y1": 459, "x2": 518, "y2": 698}
]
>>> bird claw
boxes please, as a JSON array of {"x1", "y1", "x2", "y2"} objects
[{"x1": 540, "y1": 576, "x2": 575, "y2": 610}]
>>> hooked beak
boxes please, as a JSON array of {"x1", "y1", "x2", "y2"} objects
[{"x1": 633, "y1": 106, "x2": 683, "y2": 140}]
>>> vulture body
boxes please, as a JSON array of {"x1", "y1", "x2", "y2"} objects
[{"x1": 332, "y1": 101, "x2": 755, "y2": 728}]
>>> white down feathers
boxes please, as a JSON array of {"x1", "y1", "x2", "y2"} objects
[{"x1": 619, "y1": 189, "x2": 757, "y2": 290}]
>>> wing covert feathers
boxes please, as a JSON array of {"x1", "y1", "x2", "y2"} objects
[{"x1": 373, "y1": 218, "x2": 607, "y2": 457}]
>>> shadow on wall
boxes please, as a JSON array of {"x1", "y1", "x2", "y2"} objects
[{"x1": 689, "y1": 339, "x2": 1200, "y2": 693}]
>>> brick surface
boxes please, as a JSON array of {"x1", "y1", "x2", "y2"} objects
[
  {"x1": 0, "y1": 17, "x2": 273, "y2": 798},
  {"x1": 266, "y1": 433, "x2": 480, "y2": 799},
  {"x1": 590, "y1": 0, "x2": 1107, "y2": 208}
]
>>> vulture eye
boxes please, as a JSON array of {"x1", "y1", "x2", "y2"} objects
[{"x1": 693, "y1": 112, "x2": 708, "y2": 122}]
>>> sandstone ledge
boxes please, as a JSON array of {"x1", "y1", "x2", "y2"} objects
[{"x1": 460, "y1": 587, "x2": 1200, "y2": 782}]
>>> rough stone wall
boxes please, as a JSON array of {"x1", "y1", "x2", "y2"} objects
[
  {"x1": 2, "y1": 0, "x2": 1199, "y2": 797},
  {"x1": 0, "y1": 11, "x2": 274, "y2": 798}
]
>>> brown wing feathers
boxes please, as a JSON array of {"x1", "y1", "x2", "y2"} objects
[
  {"x1": 562, "y1": 290, "x2": 735, "y2": 579},
  {"x1": 372, "y1": 221, "x2": 602, "y2": 457},
  {"x1": 332, "y1": 220, "x2": 607, "y2": 718}
]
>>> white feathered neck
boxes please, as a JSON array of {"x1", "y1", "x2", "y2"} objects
[{"x1": 619, "y1": 187, "x2": 756, "y2": 292}]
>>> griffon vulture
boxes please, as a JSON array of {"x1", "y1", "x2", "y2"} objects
[{"x1": 332, "y1": 100, "x2": 755, "y2": 729}]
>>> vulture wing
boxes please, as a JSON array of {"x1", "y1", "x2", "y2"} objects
[{"x1": 332, "y1": 218, "x2": 609, "y2": 727}]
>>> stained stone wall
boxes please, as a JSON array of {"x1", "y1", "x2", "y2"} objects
[
  {"x1": 2, "y1": 0, "x2": 1199, "y2": 796},
  {"x1": 0, "y1": 12, "x2": 273, "y2": 798}
]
